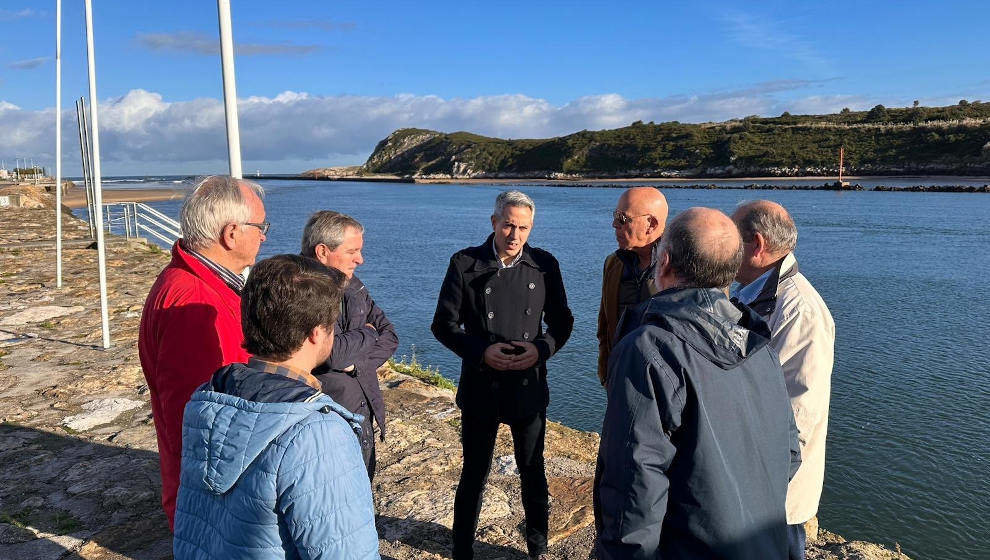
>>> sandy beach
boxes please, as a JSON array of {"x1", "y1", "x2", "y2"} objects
[{"x1": 61, "y1": 186, "x2": 188, "y2": 208}]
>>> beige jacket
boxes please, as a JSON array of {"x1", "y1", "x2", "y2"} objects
[{"x1": 762, "y1": 253, "x2": 836, "y2": 524}]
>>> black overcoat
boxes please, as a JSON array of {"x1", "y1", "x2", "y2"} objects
[{"x1": 431, "y1": 234, "x2": 574, "y2": 421}]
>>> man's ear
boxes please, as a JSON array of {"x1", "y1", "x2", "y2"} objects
[
  {"x1": 752, "y1": 232, "x2": 769, "y2": 260},
  {"x1": 218, "y1": 223, "x2": 237, "y2": 250},
  {"x1": 314, "y1": 243, "x2": 329, "y2": 262},
  {"x1": 490, "y1": 214, "x2": 497, "y2": 230},
  {"x1": 646, "y1": 216, "x2": 660, "y2": 234}
]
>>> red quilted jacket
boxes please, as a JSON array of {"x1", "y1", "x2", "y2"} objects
[{"x1": 138, "y1": 242, "x2": 249, "y2": 530}]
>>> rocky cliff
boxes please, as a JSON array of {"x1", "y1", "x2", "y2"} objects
[
  {"x1": 358, "y1": 102, "x2": 990, "y2": 179},
  {"x1": 0, "y1": 200, "x2": 910, "y2": 559}
]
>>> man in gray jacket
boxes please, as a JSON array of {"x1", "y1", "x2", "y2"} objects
[
  {"x1": 594, "y1": 207, "x2": 800, "y2": 559},
  {"x1": 733, "y1": 200, "x2": 835, "y2": 560}
]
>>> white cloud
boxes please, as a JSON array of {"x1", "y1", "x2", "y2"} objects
[
  {"x1": 720, "y1": 10, "x2": 833, "y2": 76},
  {"x1": 8, "y1": 56, "x2": 51, "y2": 70},
  {"x1": 136, "y1": 31, "x2": 320, "y2": 56},
  {"x1": 0, "y1": 85, "x2": 928, "y2": 175},
  {"x1": 0, "y1": 8, "x2": 37, "y2": 21}
]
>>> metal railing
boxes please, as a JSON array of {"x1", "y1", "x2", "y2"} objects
[{"x1": 102, "y1": 202, "x2": 180, "y2": 247}]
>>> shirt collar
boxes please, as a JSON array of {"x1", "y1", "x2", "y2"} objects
[
  {"x1": 734, "y1": 266, "x2": 776, "y2": 305},
  {"x1": 182, "y1": 241, "x2": 246, "y2": 293},
  {"x1": 492, "y1": 237, "x2": 524, "y2": 269},
  {"x1": 247, "y1": 357, "x2": 323, "y2": 392}
]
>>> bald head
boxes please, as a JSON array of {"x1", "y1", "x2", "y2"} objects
[
  {"x1": 613, "y1": 187, "x2": 669, "y2": 259},
  {"x1": 655, "y1": 207, "x2": 743, "y2": 290},
  {"x1": 618, "y1": 187, "x2": 669, "y2": 221}
]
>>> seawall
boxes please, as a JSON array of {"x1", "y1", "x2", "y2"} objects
[{"x1": 0, "y1": 194, "x2": 909, "y2": 559}]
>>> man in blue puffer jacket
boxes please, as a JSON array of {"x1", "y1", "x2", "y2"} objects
[{"x1": 173, "y1": 254, "x2": 380, "y2": 560}]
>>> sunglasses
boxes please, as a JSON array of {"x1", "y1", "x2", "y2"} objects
[{"x1": 612, "y1": 210, "x2": 652, "y2": 225}]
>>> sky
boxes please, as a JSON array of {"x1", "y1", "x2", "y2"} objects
[{"x1": 1, "y1": 0, "x2": 989, "y2": 175}]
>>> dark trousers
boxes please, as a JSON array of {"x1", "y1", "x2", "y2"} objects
[
  {"x1": 452, "y1": 411, "x2": 548, "y2": 559},
  {"x1": 788, "y1": 523, "x2": 806, "y2": 560}
]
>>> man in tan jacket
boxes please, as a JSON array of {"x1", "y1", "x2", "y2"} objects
[
  {"x1": 732, "y1": 200, "x2": 835, "y2": 560},
  {"x1": 596, "y1": 187, "x2": 668, "y2": 385}
]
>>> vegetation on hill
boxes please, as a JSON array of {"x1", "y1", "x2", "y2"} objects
[{"x1": 361, "y1": 101, "x2": 990, "y2": 178}]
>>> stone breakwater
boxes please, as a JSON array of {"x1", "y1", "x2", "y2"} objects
[{"x1": 0, "y1": 199, "x2": 910, "y2": 559}]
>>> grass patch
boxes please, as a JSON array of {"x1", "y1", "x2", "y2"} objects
[
  {"x1": 39, "y1": 320, "x2": 56, "y2": 330},
  {"x1": 0, "y1": 348, "x2": 8, "y2": 358},
  {"x1": 1, "y1": 507, "x2": 82, "y2": 535},
  {"x1": 388, "y1": 353, "x2": 455, "y2": 391}
]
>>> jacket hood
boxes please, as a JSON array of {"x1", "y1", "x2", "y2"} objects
[
  {"x1": 182, "y1": 365, "x2": 363, "y2": 495},
  {"x1": 639, "y1": 287, "x2": 772, "y2": 369}
]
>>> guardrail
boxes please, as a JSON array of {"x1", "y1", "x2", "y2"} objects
[{"x1": 102, "y1": 202, "x2": 180, "y2": 247}]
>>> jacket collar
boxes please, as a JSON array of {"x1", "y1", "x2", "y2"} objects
[
  {"x1": 471, "y1": 233, "x2": 538, "y2": 271},
  {"x1": 745, "y1": 253, "x2": 799, "y2": 318},
  {"x1": 171, "y1": 240, "x2": 241, "y2": 301}
]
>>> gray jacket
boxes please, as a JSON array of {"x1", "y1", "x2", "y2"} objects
[{"x1": 594, "y1": 287, "x2": 800, "y2": 559}]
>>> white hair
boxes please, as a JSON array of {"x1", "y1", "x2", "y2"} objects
[
  {"x1": 493, "y1": 190, "x2": 535, "y2": 219},
  {"x1": 180, "y1": 175, "x2": 264, "y2": 251}
]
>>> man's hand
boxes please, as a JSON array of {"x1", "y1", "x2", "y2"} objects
[
  {"x1": 483, "y1": 343, "x2": 517, "y2": 370},
  {"x1": 505, "y1": 341, "x2": 539, "y2": 370}
]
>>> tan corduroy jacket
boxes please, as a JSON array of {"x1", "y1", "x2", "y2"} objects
[
  {"x1": 596, "y1": 252, "x2": 658, "y2": 385},
  {"x1": 761, "y1": 254, "x2": 836, "y2": 524}
]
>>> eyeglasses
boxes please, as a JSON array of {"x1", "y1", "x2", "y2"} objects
[
  {"x1": 612, "y1": 210, "x2": 651, "y2": 225},
  {"x1": 244, "y1": 221, "x2": 270, "y2": 235}
]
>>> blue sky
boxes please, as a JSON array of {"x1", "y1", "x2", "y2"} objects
[{"x1": 2, "y1": 1, "x2": 989, "y2": 174}]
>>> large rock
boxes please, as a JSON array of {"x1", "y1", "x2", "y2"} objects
[
  {"x1": 0, "y1": 305, "x2": 85, "y2": 326},
  {"x1": 62, "y1": 398, "x2": 144, "y2": 431}
]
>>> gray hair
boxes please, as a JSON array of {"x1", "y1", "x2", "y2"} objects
[
  {"x1": 734, "y1": 200, "x2": 798, "y2": 254},
  {"x1": 180, "y1": 175, "x2": 264, "y2": 251},
  {"x1": 655, "y1": 209, "x2": 743, "y2": 290},
  {"x1": 301, "y1": 210, "x2": 364, "y2": 256},
  {"x1": 493, "y1": 190, "x2": 535, "y2": 220}
]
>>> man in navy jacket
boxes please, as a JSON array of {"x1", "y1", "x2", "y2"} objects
[
  {"x1": 302, "y1": 211, "x2": 399, "y2": 479},
  {"x1": 594, "y1": 208, "x2": 801, "y2": 559}
]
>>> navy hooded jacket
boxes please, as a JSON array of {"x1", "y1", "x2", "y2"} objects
[{"x1": 594, "y1": 287, "x2": 801, "y2": 559}]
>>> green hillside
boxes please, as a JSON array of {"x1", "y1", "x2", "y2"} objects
[{"x1": 361, "y1": 101, "x2": 990, "y2": 178}]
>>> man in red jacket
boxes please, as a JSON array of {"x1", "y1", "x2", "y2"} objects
[{"x1": 138, "y1": 175, "x2": 267, "y2": 529}]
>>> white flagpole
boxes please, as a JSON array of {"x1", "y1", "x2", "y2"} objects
[
  {"x1": 217, "y1": 0, "x2": 242, "y2": 179},
  {"x1": 55, "y1": 0, "x2": 63, "y2": 288},
  {"x1": 83, "y1": 0, "x2": 111, "y2": 349}
]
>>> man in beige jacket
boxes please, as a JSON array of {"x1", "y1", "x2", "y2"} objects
[
  {"x1": 596, "y1": 187, "x2": 668, "y2": 385},
  {"x1": 732, "y1": 200, "x2": 835, "y2": 560}
]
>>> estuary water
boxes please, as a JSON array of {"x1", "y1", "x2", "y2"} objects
[{"x1": 114, "y1": 179, "x2": 988, "y2": 560}]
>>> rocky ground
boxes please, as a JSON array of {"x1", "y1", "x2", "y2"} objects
[{"x1": 0, "y1": 198, "x2": 909, "y2": 559}]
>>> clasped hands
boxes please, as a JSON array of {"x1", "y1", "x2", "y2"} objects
[{"x1": 483, "y1": 341, "x2": 539, "y2": 371}]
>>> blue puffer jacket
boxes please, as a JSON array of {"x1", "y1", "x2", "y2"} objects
[{"x1": 173, "y1": 363, "x2": 381, "y2": 560}]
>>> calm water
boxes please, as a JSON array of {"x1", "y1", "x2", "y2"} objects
[{"x1": 103, "y1": 179, "x2": 989, "y2": 560}]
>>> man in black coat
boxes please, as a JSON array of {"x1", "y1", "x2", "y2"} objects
[
  {"x1": 432, "y1": 191, "x2": 574, "y2": 560},
  {"x1": 302, "y1": 210, "x2": 399, "y2": 480},
  {"x1": 594, "y1": 207, "x2": 801, "y2": 559}
]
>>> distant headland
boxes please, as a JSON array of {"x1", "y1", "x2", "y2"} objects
[{"x1": 302, "y1": 100, "x2": 990, "y2": 186}]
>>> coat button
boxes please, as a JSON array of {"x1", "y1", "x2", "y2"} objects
[
  {"x1": 525, "y1": 308, "x2": 532, "y2": 315},
  {"x1": 487, "y1": 311, "x2": 494, "y2": 319},
  {"x1": 485, "y1": 287, "x2": 492, "y2": 295},
  {"x1": 523, "y1": 332, "x2": 530, "y2": 340},
  {"x1": 522, "y1": 378, "x2": 529, "y2": 386},
  {"x1": 489, "y1": 335, "x2": 496, "y2": 342},
  {"x1": 528, "y1": 282, "x2": 536, "y2": 290}
]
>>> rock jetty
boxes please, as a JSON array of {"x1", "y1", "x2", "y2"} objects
[{"x1": 0, "y1": 197, "x2": 909, "y2": 559}]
